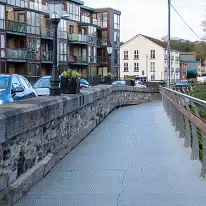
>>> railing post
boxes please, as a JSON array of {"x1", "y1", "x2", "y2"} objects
[
  {"x1": 191, "y1": 123, "x2": 199, "y2": 160},
  {"x1": 184, "y1": 119, "x2": 191, "y2": 148},
  {"x1": 200, "y1": 133, "x2": 206, "y2": 177}
]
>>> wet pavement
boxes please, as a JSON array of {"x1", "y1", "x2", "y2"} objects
[{"x1": 16, "y1": 101, "x2": 206, "y2": 206}]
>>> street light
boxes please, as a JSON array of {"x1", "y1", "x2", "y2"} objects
[
  {"x1": 47, "y1": 0, "x2": 63, "y2": 96},
  {"x1": 107, "y1": 41, "x2": 113, "y2": 57}
]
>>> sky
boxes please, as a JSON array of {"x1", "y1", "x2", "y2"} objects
[{"x1": 84, "y1": 0, "x2": 206, "y2": 42}]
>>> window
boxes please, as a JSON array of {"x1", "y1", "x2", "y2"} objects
[
  {"x1": 114, "y1": 31, "x2": 120, "y2": 46},
  {"x1": 19, "y1": 76, "x2": 29, "y2": 89},
  {"x1": 67, "y1": 2, "x2": 80, "y2": 21},
  {"x1": 0, "y1": 5, "x2": 5, "y2": 29},
  {"x1": 151, "y1": 74, "x2": 155, "y2": 80},
  {"x1": 27, "y1": 11, "x2": 40, "y2": 35},
  {"x1": 81, "y1": 10, "x2": 91, "y2": 23},
  {"x1": 134, "y1": 63, "x2": 139, "y2": 72},
  {"x1": 69, "y1": 25, "x2": 74, "y2": 34},
  {"x1": 134, "y1": 50, "x2": 139, "y2": 59},
  {"x1": 124, "y1": 51, "x2": 128, "y2": 60},
  {"x1": 150, "y1": 50, "x2": 155, "y2": 59},
  {"x1": 92, "y1": 12, "x2": 107, "y2": 28},
  {"x1": 12, "y1": 76, "x2": 21, "y2": 89},
  {"x1": 142, "y1": 70, "x2": 145, "y2": 75},
  {"x1": 124, "y1": 63, "x2": 128, "y2": 72},
  {"x1": 150, "y1": 62, "x2": 155, "y2": 72},
  {"x1": 28, "y1": 64, "x2": 40, "y2": 77},
  {"x1": 114, "y1": 14, "x2": 120, "y2": 30},
  {"x1": 0, "y1": 33, "x2": 5, "y2": 58}
]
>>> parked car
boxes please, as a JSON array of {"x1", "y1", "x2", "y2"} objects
[
  {"x1": 135, "y1": 81, "x2": 147, "y2": 88},
  {"x1": 34, "y1": 76, "x2": 90, "y2": 96},
  {"x1": 176, "y1": 80, "x2": 190, "y2": 87},
  {"x1": 112, "y1": 81, "x2": 126, "y2": 86},
  {"x1": 0, "y1": 74, "x2": 38, "y2": 105},
  {"x1": 80, "y1": 79, "x2": 91, "y2": 88}
]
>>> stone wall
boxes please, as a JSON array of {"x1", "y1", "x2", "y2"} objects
[{"x1": 0, "y1": 85, "x2": 161, "y2": 205}]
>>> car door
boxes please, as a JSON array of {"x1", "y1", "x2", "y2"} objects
[
  {"x1": 18, "y1": 76, "x2": 36, "y2": 99},
  {"x1": 11, "y1": 76, "x2": 25, "y2": 102}
]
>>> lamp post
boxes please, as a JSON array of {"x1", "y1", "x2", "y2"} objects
[
  {"x1": 107, "y1": 41, "x2": 113, "y2": 77},
  {"x1": 47, "y1": 0, "x2": 63, "y2": 96},
  {"x1": 146, "y1": 54, "x2": 149, "y2": 81},
  {"x1": 168, "y1": 0, "x2": 171, "y2": 88}
]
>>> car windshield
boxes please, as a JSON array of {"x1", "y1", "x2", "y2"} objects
[
  {"x1": 80, "y1": 79, "x2": 89, "y2": 84},
  {"x1": 0, "y1": 76, "x2": 9, "y2": 92},
  {"x1": 34, "y1": 78, "x2": 51, "y2": 88}
]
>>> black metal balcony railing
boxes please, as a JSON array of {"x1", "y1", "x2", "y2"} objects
[
  {"x1": 7, "y1": 20, "x2": 26, "y2": 33},
  {"x1": 68, "y1": 33, "x2": 88, "y2": 43},
  {"x1": 41, "y1": 27, "x2": 53, "y2": 38},
  {"x1": 97, "y1": 38, "x2": 102, "y2": 46},
  {"x1": 42, "y1": 51, "x2": 53, "y2": 62},
  {"x1": 68, "y1": 55, "x2": 88, "y2": 64},
  {"x1": 27, "y1": 50, "x2": 40, "y2": 60},
  {"x1": 7, "y1": 48, "x2": 27, "y2": 60},
  {"x1": 88, "y1": 36, "x2": 96, "y2": 44},
  {"x1": 97, "y1": 56, "x2": 107, "y2": 64}
]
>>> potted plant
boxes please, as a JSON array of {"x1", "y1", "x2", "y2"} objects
[
  {"x1": 103, "y1": 73, "x2": 114, "y2": 84},
  {"x1": 126, "y1": 77, "x2": 135, "y2": 86},
  {"x1": 61, "y1": 69, "x2": 81, "y2": 94}
]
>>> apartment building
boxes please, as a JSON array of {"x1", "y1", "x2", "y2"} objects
[
  {"x1": 120, "y1": 34, "x2": 180, "y2": 81},
  {"x1": 0, "y1": 0, "x2": 121, "y2": 81}
]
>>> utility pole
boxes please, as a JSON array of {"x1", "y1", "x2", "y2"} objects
[
  {"x1": 168, "y1": 0, "x2": 171, "y2": 88},
  {"x1": 146, "y1": 54, "x2": 149, "y2": 81}
]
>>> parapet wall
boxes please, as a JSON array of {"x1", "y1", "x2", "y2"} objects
[{"x1": 0, "y1": 85, "x2": 161, "y2": 205}]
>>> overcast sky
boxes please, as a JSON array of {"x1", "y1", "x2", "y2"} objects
[{"x1": 84, "y1": 0, "x2": 206, "y2": 42}]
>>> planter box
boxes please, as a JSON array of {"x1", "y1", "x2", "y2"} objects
[
  {"x1": 61, "y1": 76, "x2": 80, "y2": 94},
  {"x1": 104, "y1": 77, "x2": 113, "y2": 85},
  {"x1": 126, "y1": 80, "x2": 135, "y2": 86}
]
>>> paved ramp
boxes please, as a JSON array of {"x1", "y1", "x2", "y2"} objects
[{"x1": 16, "y1": 101, "x2": 206, "y2": 206}]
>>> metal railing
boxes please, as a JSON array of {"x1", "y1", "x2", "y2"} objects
[
  {"x1": 68, "y1": 55, "x2": 88, "y2": 64},
  {"x1": 97, "y1": 38, "x2": 102, "y2": 46},
  {"x1": 41, "y1": 27, "x2": 53, "y2": 38},
  {"x1": 7, "y1": 48, "x2": 27, "y2": 60},
  {"x1": 41, "y1": 50, "x2": 53, "y2": 62},
  {"x1": 161, "y1": 87, "x2": 206, "y2": 177},
  {"x1": 68, "y1": 33, "x2": 88, "y2": 43},
  {"x1": 7, "y1": 20, "x2": 26, "y2": 33}
]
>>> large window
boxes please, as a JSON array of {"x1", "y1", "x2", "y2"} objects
[
  {"x1": 0, "y1": 34, "x2": 5, "y2": 58},
  {"x1": 114, "y1": 49, "x2": 119, "y2": 65},
  {"x1": 58, "y1": 19, "x2": 67, "y2": 39},
  {"x1": 67, "y1": 2, "x2": 80, "y2": 21},
  {"x1": 7, "y1": 0, "x2": 28, "y2": 8},
  {"x1": 27, "y1": 38, "x2": 40, "y2": 60},
  {"x1": 150, "y1": 62, "x2": 155, "y2": 72},
  {"x1": 114, "y1": 31, "x2": 120, "y2": 47},
  {"x1": 134, "y1": 63, "x2": 139, "y2": 72},
  {"x1": 88, "y1": 26, "x2": 96, "y2": 36},
  {"x1": 28, "y1": 64, "x2": 40, "y2": 77},
  {"x1": 102, "y1": 30, "x2": 107, "y2": 45},
  {"x1": 81, "y1": 10, "x2": 91, "y2": 23},
  {"x1": 27, "y1": 11, "x2": 40, "y2": 35},
  {"x1": 124, "y1": 63, "x2": 128, "y2": 72},
  {"x1": 93, "y1": 12, "x2": 107, "y2": 28},
  {"x1": 0, "y1": 5, "x2": 5, "y2": 30},
  {"x1": 114, "y1": 14, "x2": 120, "y2": 30},
  {"x1": 150, "y1": 50, "x2": 155, "y2": 59},
  {"x1": 134, "y1": 50, "x2": 139, "y2": 59},
  {"x1": 59, "y1": 41, "x2": 67, "y2": 62},
  {"x1": 124, "y1": 51, "x2": 128, "y2": 60}
]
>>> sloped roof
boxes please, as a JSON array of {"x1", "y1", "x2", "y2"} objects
[
  {"x1": 121, "y1": 34, "x2": 168, "y2": 49},
  {"x1": 141, "y1": 35, "x2": 167, "y2": 49}
]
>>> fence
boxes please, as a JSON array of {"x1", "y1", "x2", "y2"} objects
[{"x1": 161, "y1": 87, "x2": 206, "y2": 177}]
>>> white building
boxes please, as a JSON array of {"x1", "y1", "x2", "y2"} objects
[{"x1": 120, "y1": 34, "x2": 180, "y2": 81}]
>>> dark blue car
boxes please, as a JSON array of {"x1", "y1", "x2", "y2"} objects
[{"x1": 0, "y1": 74, "x2": 38, "y2": 105}]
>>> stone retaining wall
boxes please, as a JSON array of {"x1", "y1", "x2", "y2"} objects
[{"x1": 0, "y1": 85, "x2": 161, "y2": 205}]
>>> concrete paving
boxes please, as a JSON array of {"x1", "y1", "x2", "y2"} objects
[{"x1": 16, "y1": 101, "x2": 206, "y2": 206}]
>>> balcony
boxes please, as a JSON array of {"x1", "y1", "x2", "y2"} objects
[
  {"x1": 41, "y1": 51, "x2": 53, "y2": 63},
  {"x1": 88, "y1": 36, "x2": 96, "y2": 44},
  {"x1": 97, "y1": 38, "x2": 102, "y2": 47},
  {"x1": 97, "y1": 56, "x2": 107, "y2": 65},
  {"x1": 7, "y1": 48, "x2": 27, "y2": 62},
  {"x1": 27, "y1": 50, "x2": 40, "y2": 60},
  {"x1": 68, "y1": 55, "x2": 88, "y2": 66},
  {"x1": 7, "y1": 20, "x2": 26, "y2": 35},
  {"x1": 68, "y1": 34, "x2": 88, "y2": 45},
  {"x1": 41, "y1": 27, "x2": 53, "y2": 39},
  {"x1": 88, "y1": 55, "x2": 96, "y2": 64}
]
